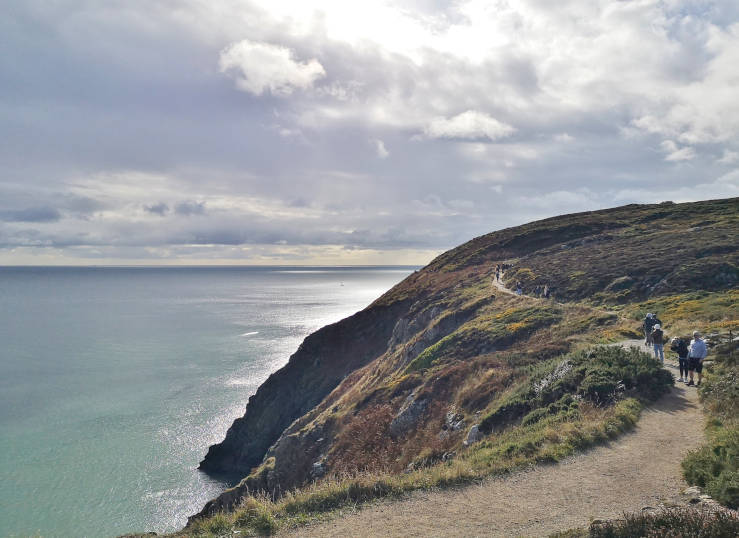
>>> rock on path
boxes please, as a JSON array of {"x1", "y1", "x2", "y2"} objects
[{"x1": 282, "y1": 357, "x2": 705, "y2": 537}]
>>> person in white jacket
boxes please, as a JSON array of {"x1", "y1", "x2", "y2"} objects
[{"x1": 687, "y1": 331, "x2": 708, "y2": 386}]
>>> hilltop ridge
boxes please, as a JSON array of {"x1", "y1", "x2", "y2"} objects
[{"x1": 193, "y1": 198, "x2": 737, "y2": 525}]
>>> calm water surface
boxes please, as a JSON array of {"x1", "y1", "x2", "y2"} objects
[{"x1": 0, "y1": 266, "x2": 414, "y2": 537}]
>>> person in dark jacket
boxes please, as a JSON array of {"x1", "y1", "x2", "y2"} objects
[
  {"x1": 651, "y1": 324, "x2": 665, "y2": 363},
  {"x1": 671, "y1": 337, "x2": 690, "y2": 382},
  {"x1": 643, "y1": 313, "x2": 656, "y2": 345}
]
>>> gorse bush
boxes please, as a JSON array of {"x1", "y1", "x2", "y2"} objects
[{"x1": 480, "y1": 346, "x2": 672, "y2": 433}]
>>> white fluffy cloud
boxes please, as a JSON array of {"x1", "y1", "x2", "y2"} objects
[
  {"x1": 424, "y1": 111, "x2": 515, "y2": 141},
  {"x1": 219, "y1": 39, "x2": 326, "y2": 95}
]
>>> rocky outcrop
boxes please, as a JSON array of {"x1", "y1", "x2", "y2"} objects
[
  {"x1": 463, "y1": 424, "x2": 483, "y2": 446},
  {"x1": 389, "y1": 391, "x2": 429, "y2": 438},
  {"x1": 198, "y1": 299, "x2": 410, "y2": 477}
]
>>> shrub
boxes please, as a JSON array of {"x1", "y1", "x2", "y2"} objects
[
  {"x1": 682, "y1": 427, "x2": 739, "y2": 508},
  {"x1": 588, "y1": 507, "x2": 739, "y2": 537},
  {"x1": 480, "y1": 345, "x2": 671, "y2": 433},
  {"x1": 682, "y1": 336, "x2": 739, "y2": 508}
]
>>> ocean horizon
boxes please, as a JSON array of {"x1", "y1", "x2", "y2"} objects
[{"x1": 0, "y1": 265, "x2": 416, "y2": 537}]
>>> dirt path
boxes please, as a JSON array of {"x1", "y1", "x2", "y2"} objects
[
  {"x1": 283, "y1": 346, "x2": 705, "y2": 537},
  {"x1": 491, "y1": 271, "x2": 514, "y2": 296}
]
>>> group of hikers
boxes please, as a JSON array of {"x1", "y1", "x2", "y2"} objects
[
  {"x1": 493, "y1": 264, "x2": 511, "y2": 282},
  {"x1": 643, "y1": 312, "x2": 708, "y2": 386},
  {"x1": 514, "y1": 281, "x2": 551, "y2": 298},
  {"x1": 493, "y1": 264, "x2": 551, "y2": 299}
]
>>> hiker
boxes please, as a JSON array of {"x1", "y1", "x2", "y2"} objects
[
  {"x1": 670, "y1": 337, "x2": 690, "y2": 382},
  {"x1": 495, "y1": 268, "x2": 500, "y2": 282},
  {"x1": 515, "y1": 281, "x2": 523, "y2": 295},
  {"x1": 643, "y1": 313, "x2": 656, "y2": 345},
  {"x1": 686, "y1": 331, "x2": 708, "y2": 386},
  {"x1": 651, "y1": 324, "x2": 665, "y2": 364}
]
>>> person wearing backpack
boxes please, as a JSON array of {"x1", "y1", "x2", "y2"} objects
[
  {"x1": 643, "y1": 313, "x2": 656, "y2": 345},
  {"x1": 670, "y1": 337, "x2": 690, "y2": 382},
  {"x1": 651, "y1": 324, "x2": 665, "y2": 364},
  {"x1": 687, "y1": 331, "x2": 708, "y2": 386}
]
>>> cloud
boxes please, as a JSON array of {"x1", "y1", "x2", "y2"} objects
[
  {"x1": 373, "y1": 139, "x2": 389, "y2": 159},
  {"x1": 1, "y1": 1, "x2": 738, "y2": 265},
  {"x1": 144, "y1": 202, "x2": 169, "y2": 216},
  {"x1": 219, "y1": 39, "x2": 326, "y2": 96},
  {"x1": 718, "y1": 149, "x2": 739, "y2": 164},
  {"x1": 0, "y1": 207, "x2": 61, "y2": 223},
  {"x1": 424, "y1": 111, "x2": 515, "y2": 141},
  {"x1": 660, "y1": 140, "x2": 696, "y2": 162},
  {"x1": 174, "y1": 201, "x2": 206, "y2": 216}
]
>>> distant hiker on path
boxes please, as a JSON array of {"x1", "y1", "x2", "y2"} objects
[
  {"x1": 643, "y1": 313, "x2": 660, "y2": 345},
  {"x1": 687, "y1": 331, "x2": 708, "y2": 386},
  {"x1": 495, "y1": 266, "x2": 500, "y2": 282},
  {"x1": 651, "y1": 324, "x2": 665, "y2": 364},
  {"x1": 671, "y1": 337, "x2": 690, "y2": 382},
  {"x1": 515, "y1": 281, "x2": 523, "y2": 296},
  {"x1": 543, "y1": 284, "x2": 550, "y2": 299}
]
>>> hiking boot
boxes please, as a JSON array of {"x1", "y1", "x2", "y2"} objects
[
  {"x1": 686, "y1": 380, "x2": 694, "y2": 386},
  {"x1": 678, "y1": 378, "x2": 683, "y2": 382}
]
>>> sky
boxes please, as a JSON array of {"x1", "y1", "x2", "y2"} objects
[{"x1": 1, "y1": 0, "x2": 738, "y2": 266}]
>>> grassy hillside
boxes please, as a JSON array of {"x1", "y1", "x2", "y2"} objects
[{"x1": 166, "y1": 198, "x2": 737, "y2": 536}]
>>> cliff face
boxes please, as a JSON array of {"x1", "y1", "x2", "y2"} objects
[
  {"x1": 194, "y1": 198, "x2": 738, "y2": 519},
  {"x1": 198, "y1": 299, "x2": 412, "y2": 477}
]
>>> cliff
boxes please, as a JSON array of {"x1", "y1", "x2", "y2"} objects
[
  {"x1": 193, "y1": 198, "x2": 738, "y2": 520},
  {"x1": 198, "y1": 300, "x2": 411, "y2": 477}
]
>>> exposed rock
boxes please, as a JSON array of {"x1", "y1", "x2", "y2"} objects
[
  {"x1": 683, "y1": 486, "x2": 701, "y2": 496},
  {"x1": 389, "y1": 391, "x2": 429, "y2": 438},
  {"x1": 312, "y1": 460, "x2": 326, "y2": 479},
  {"x1": 464, "y1": 424, "x2": 483, "y2": 446},
  {"x1": 444, "y1": 410, "x2": 466, "y2": 431}
]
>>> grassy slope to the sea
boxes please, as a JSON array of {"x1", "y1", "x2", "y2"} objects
[{"x1": 141, "y1": 198, "x2": 737, "y2": 537}]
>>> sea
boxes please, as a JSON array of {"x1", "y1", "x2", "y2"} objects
[{"x1": 0, "y1": 266, "x2": 416, "y2": 538}]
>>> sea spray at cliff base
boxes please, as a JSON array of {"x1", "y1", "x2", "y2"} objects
[{"x1": 0, "y1": 266, "x2": 415, "y2": 538}]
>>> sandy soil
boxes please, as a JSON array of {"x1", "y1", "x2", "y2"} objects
[{"x1": 282, "y1": 343, "x2": 705, "y2": 537}]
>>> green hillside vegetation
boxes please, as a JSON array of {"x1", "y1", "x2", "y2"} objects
[
  {"x1": 156, "y1": 199, "x2": 737, "y2": 537},
  {"x1": 682, "y1": 336, "x2": 739, "y2": 508}
]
